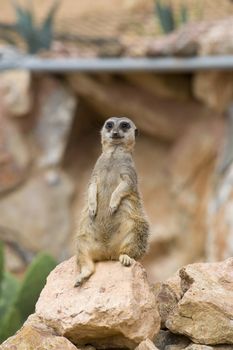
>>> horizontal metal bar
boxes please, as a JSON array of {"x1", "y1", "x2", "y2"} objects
[{"x1": 1, "y1": 55, "x2": 233, "y2": 72}]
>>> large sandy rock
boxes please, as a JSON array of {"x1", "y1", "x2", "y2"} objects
[
  {"x1": 199, "y1": 18, "x2": 233, "y2": 56},
  {"x1": 207, "y1": 163, "x2": 233, "y2": 261},
  {"x1": 33, "y1": 76, "x2": 76, "y2": 168},
  {"x1": 136, "y1": 339, "x2": 159, "y2": 350},
  {"x1": 146, "y1": 22, "x2": 210, "y2": 57},
  {"x1": 0, "y1": 70, "x2": 32, "y2": 117},
  {"x1": 166, "y1": 258, "x2": 233, "y2": 344},
  {"x1": 0, "y1": 109, "x2": 30, "y2": 195},
  {"x1": 36, "y1": 257, "x2": 160, "y2": 349},
  {"x1": 185, "y1": 345, "x2": 233, "y2": 350},
  {"x1": 0, "y1": 170, "x2": 74, "y2": 261},
  {"x1": 167, "y1": 117, "x2": 223, "y2": 269},
  {"x1": 67, "y1": 73, "x2": 212, "y2": 142},
  {"x1": 193, "y1": 71, "x2": 233, "y2": 112},
  {"x1": 123, "y1": 73, "x2": 191, "y2": 101},
  {"x1": 154, "y1": 330, "x2": 190, "y2": 350},
  {"x1": 156, "y1": 274, "x2": 182, "y2": 328},
  {"x1": 0, "y1": 314, "x2": 77, "y2": 350}
]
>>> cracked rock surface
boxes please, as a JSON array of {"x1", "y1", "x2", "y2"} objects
[
  {"x1": 165, "y1": 258, "x2": 233, "y2": 344},
  {"x1": 36, "y1": 257, "x2": 160, "y2": 349}
]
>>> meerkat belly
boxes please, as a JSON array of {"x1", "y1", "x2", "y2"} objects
[{"x1": 96, "y1": 164, "x2": 120, "y2": 219}]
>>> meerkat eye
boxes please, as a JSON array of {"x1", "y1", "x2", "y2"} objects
[
  {"x1": 120, "y1": 122, "x2": 131, "y2": 131},
  {"x1": 105, "y1": 121, "x2": 114, "y2": 130}
]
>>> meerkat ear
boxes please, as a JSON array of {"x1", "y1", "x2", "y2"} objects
[{"x1": 135, "y1": 128, "x2": 139, "y2": 137}]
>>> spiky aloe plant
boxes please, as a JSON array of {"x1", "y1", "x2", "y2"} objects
[
  {"x1": 0, "y1": 0, "x2": 60, "y2": 54},
  {"x1": 155, "y1": 0, "x2": 189, "y2": 34},
  {"x1": 0, "y1": 244, "x2": 56, "y2": 343}
]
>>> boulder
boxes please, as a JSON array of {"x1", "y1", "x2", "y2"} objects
[
  {"x1": 193, "y1": 71, "x2": 233, "y2": 112},
  {"x1": 199, "y1": 19, "x2": 233, "y2": 56},
  {"x1": 0, "y1": 170, "x2": 74, "y2": 261},
  {"x1": 33, "y1": 76, "x2": 77, "y2": 168},
  {"x1": 136, "y1": 339, "x2": 159, "y2": 350},
  {"x1": 166, "y1": 258, "x2": 233, "y2": 344},
  {"x1": 156, "y1": 274, "x2": 182, "y2": 328},
  {"x1": 168, "y1": 117, "x2": 223, "y2": 266},
  {"x1": 185, "y1": 345, "x2": 233, "y2": 350},
  {"x1": 154, "y1": 330, "x2": 190, "y2": 350},
  {"x1": 36, "y1": 257, "x2": 160, "y2": 349},
  {"x1": 207, "y1": 164, "x2": 233, "y2": 261},
  {"x1": 0, "y1": 70, "x2": 32, "y2": 117},
  {"x1": 206, "y1": 106, "x2": 233, "y2": 261},
  {"x1": 67, "y1": 73, "x2": 212, "y2": 142},
  {"x1": 0, "y1": 314, "x2": 77, "y2": 350},
  {"x1": 0, "y1": 109, "x2": 30, "y2": 195},
  {"x1": 169, "y1": 117, "x2": 222, "y2": 195},
  {"x1": 146, "y1": 23, "x2": 210, "y2": 57},
  {"x1": 123, "y1": 73, "x2": 191, "y2": 101}
]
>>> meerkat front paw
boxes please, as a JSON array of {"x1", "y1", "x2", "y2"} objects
[{"x1": 119, "y1": 254, "x2": 134, "y2": 266}]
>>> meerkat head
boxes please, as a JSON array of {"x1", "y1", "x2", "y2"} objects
[{"x1": 101, "y1": 117, "x2": 138, "y2": 152}]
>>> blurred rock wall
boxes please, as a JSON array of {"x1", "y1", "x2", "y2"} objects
[{"x1": 0, "y1": 68, "x2": 231, "y2": 281}]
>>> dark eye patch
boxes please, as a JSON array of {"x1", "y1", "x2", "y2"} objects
[
  {"x1": 105, "y1": 121, "x2": 114, "y2": 130},
  {"x1": 120, "y1": 122, "x2": 131, "y2": 131}
]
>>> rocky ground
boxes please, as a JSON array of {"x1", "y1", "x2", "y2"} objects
[{"x1": 1, "y1": 257, "x2": 233, "y2": 349}]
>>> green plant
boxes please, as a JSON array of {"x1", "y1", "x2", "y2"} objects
[
  {"x1": 154, "y1": 0, "x2": 189, "y2": 34},
  {"x1": 0, "y1": 243, "x2": 56, "y2": 343},
  {"x1": 0, "y1": 0, "x2": 60, "y2": 54}
]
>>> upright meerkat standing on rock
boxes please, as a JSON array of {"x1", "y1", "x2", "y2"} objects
[{"x1": 75, "y1": 117, "x2": 149, "y2": 287}]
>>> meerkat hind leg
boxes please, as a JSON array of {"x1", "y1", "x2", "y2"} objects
[
  {"x1": 119, "y1": 254, "x2": 134, "y2": 266},
  {"x1": 74, "y1": 256, "x2": 95, "y2": 287}
]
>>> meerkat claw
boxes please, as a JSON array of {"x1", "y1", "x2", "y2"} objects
[
  {"x1": 109, "y1": 205, "x2": 117, "y2": 215},
  {"x1": 89, "y1": 209, "x2": 96, "y2": 220},
  {"x1": 119, "y1": 254, "x2": 134, "y2": 266},
  {"x1": 74, "y1": 276, "x2": 84, "y2": 287},
  {"x1": 74, "y1": 281, "x2": 81, "y2": 287}
]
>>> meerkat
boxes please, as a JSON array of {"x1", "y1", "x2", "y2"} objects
[{"x1": 74, "y1": 117, "x2": 149, "y2": 287}]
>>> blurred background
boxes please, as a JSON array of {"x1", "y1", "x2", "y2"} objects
[{"x1": 0, "y1": 0, "x2": 233, "y2": 341}]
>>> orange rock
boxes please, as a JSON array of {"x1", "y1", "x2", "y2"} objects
[
  {"x1": 166, "y1": 258, "x2": 233, "y2": 344},
  {"x1": 36, "y1": 257, "x2": 160, "y2": 349},
  {"x1": 136, "y1": 339, "x2": 159, "y2": 350},
  {"x1": 0, "y1": 314, "x2": 77, "y2": 350}
]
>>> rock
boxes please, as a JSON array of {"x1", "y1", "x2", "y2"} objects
[
  {"x1": 67, "y1": 73, "x2": 212, "y2": 142},
  {"x1": 169, "y1": 117, "x2": 222, "y2": 195},
  {"x1": 156, "y1": 274, "x2": 182, "y2": 328},
  {"x1": 154, "y1": 330, "x2": 190, "y2": 350},
  {"x1": 0, "y1": 70, "x2": 31, "y2": 117},
  {"x1": 193, "y1": 71, "x2": 233, "y2": 112},
  {"x1": 199, "y1": 19, "x2": 233, "y2": 56},
  {"x1": 136, "y1": 339, "x2": 159, "y2": 350},
  {"x1": 36, "y1": 257, "x2": 160, "y2": 349},
  {"x1": 207, "y1": 164, "x2": 233, "y2": 261},
  {"x1": 206, "y1": 105, "x2": 233, "y2": 261},
  {"x1": 168, "y1": 117, "x2": 223, "y2": 266},
  {"x1": 185, "y1": 345, "x2": 233, "y2": 350},
  {"x1": 166, "y1": 258, "x2": 233, "y2": 344},
  {"x1": 0, "y1": 170, "x2": 74, "y2": 260},
  {"x1": 4, "y1": 244, "x2": 27, "y2": 273},
  {"x1": 146, "y1": 23, "x2": 210, "y2": 57},
  {"x1": 123, "y1": 73, "x2": 191, "y2": 101},
  {"x1": 0, "y1": 109, "x2": 30, "y2": 195},
  {"x1": 0, "y1": 314, "x2": 77, "y2": 349},
  {"x1": 33, "y1": 76, "x2": 77, "y2": 168}
]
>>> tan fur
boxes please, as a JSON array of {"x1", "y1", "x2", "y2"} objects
[{"x1": 74, "y1": 117, "x2": 149, "y2": 287}]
